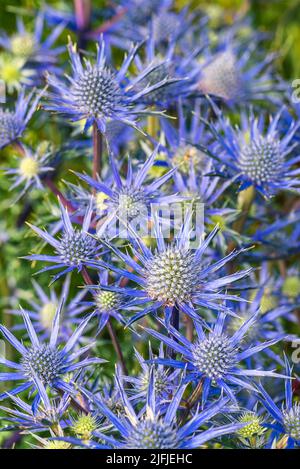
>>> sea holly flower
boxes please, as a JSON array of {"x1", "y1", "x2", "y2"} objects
[
  {"x1": 0, "y1": 54, "x2": 33, "y2": 93},
  {"x1": 225, "y1": 264, "x2": 298, "y2": 364},
  {"x1": 5, "y1": 144, "x2": 55, "y2": 201},
  {"x1": 160, "y1": 102, "x2": 238, "y2": 227},
  {"x1": 24, "y1": 199, "x2": 101, "y2": 282},
  {"x1": 0, "y1": 392, "x2": 71, "y2": 432},
  {"x1": 145, "y1": 310, "x2": 286, "y2": 403},
  {"x1": 197, "y1": 45, "x2": 284, "y2": 105},
  {"x1": 108, "y1": 0, "x2": 175, "y2": 45},
  {"x1": 74, "y1": 146, "x2": 182, "y2": 234},
  {"x1": 257, "y1": 358, "x2": 300, "y2": 448},
  {"x1": 130, "y1": 30, "x2": 200, "y2": 107},
  {"x1": 0, "y1": 88, "x2": 42, "y2": 149},
  {"x1": 97, "y1": 213, "x2": 252, "y2": 326},
  {"x1": 0, "y1": 11, "x2": 65, "y2": 82},
  {"x1": 205, "y1": 99, "x2": 300, "y2": 197},
  {"x1": 78, "y1": 368, "x2": 248, "y2": 449},
  {"x1": 46, "y1": 37, "x2": 175, "y2": 134},
  {"x1": 0, "y1": 305, "x2": 105, "y2": 408},
  {"x1": 124, "y1": 344, "x2": 181, "y2": 403},
  {"x1": 83, "y1": 270, "x2": 131, "y2": 333},
  {"x1": 8, "y1": 275, "x2": 90, "y2": 340}
]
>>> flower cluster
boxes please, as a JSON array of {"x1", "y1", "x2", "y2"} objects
[{"x1": 0, "y1": 0, "x2": 299, "y2": 452}]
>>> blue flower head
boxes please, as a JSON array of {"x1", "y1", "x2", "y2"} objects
[
  {"x1": 79, "y1": 368, "x2": 247, "y2": 449},
  {"x1": 206, "y1": 99, "x2": 300, "y2": 197},
  {"x1": 257, "y1": 357, "x2": 300, "y2": 448},
  {"x1": 46, "y1": 37, "x2": 175, "y2": 134},
  {"x1": 5, "y1": 144, "x2": 55, "y2": 201},
  {"x1": 197, "y1": 43, "x2": 284, "y2": 105},
  {"x1": 8, "y1": 275, "x2": 90, "y2": 340},
  {"x1": 0, "y1": 305, "x2": 104, "y2": 409},
  {"x1": 124, "y1": 344, "x2": 181, "y2": 403},
  {"x1": 0, "y1": 11, "x2": 65, "y2": 84},
  {"x1": 0, "y1": 88, "x2": 42, "y2": 149},
  {"x1": 24, "y1": 199, "x2": 101, "y2": 282},
  {"x1": 74, "y1": 145, "x2": 182, "y2": 235},
  {"x1": 97, "y1": 212, "x2": 252, "y2": 326},
  {"x1": 146, "y1": 310, "x2": 286, "y2": 403},
  {"x1": 0, "y1": 392, "x2": 70, "y2": 432}
]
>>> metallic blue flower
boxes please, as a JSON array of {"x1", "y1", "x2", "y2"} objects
[
  {"x1": 197, "y1": 45, "x2": 284, "y2": 105},
  {"x1": 24, "y1": 199, "x2": 101, "y2": 282},
  {"x1": 96, "y1": 213, "x2": 252, "y2": 326},
  {"x1": 5, "y1": 144, "x2": 55, "y2": 201},
  {"x1": 82, "y1": 270, "x2": 132, "y2": 333},
  {"x1": 130, "y1": 32, "x2": 200, "y2": 107},
  {"x1": 74, "y1": 146, "x2": 181, "y2": 234},
  {"x1": 0, "y1": 88, "x2": 42, "y2": 149},
  {"x1": 257, "y1": 357, "x2": 299, "y2": 448},
  {"x1": 205, "y1": 100, "x2": 300, "y2": 197},
  {"x1": 161, "y1": 101, "x2": 237, "y2": 223},
  {"x1": 8, "y1": 275, "x2": 90, "y2": 340},
  {"x1": 124, "y1": 344, "x2": 181, "y2": 403},
  {"x1": 0, "y1": 305, "x2": 105, "y2": 408},
  {"x1": 225, "y1": 265, "x2": 298, "y2": 366},
  {"x1": 0, "y1": 392, "x2": 70, "y2": 432},
  {"x1": 108, "y1": 0, "x2": 181, "y2": 46},
  {"x1": 145, "y1": 310, "x2": 286, "y2": 403},
  {"x1": 80, "y1": 368, "x2": 247, "y2": 449},
  {"x1": 0, "y1": 11, "x2": 65, "y2": 83},
  {"x1": 46, "y1": 37, "x2": 174, "y2": 133}
]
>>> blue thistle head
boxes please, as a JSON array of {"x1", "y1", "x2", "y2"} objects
[
  {"x1": 24, "y1": 199, "x2": 101, "y2": 282},
  {"x1": 283, "y1": 404, "x2": 300, "y2": 441},
  {"x1": 46, "y1": 37, "x2": 175, "y2": 133},
  {"x1": 0, "y1": 11, "x2": 64, "y2": 84},
  {"x1": 0, "y1": 305, "x2": 104, "y2": 405},
  {"x1": 206, "y1": 100, "x2": 300, "y2": 197},
  {"x1": 0, "y1": 89, "x2": 42, "y2": 149}
]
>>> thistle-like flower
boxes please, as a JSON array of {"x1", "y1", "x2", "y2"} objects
[
  {"x1": 97, "y1": 213, "x2": 251, "y2": 326},
  {"x1": 0, "y1": 305, "x2": 104, "y2": 407},
  {"x1": 146, "y1": 310, "x2": 286, "y2": 403},
  {"x1": 24, "y1": 199, "x2": 101, "y2": 282},
  {"x1": 8, "y1": 275, "x2": 89, "y2": 340},
  {"x1": 74, "y1": 146, "x2": 181, "y2": 234},
  {"x1": 0, "y1": 392, "x2": 70, "y2": 432},
  {"x1": 79, "y1": 368, "x2": 247, "y2": 449},
  {"x1": 0, "y1": 88, "x2": 42, "y2": 149},
  {"x1": 124, "y1": 344, "x2": 180, "y2": 403},
  {"x1": 46, "y1": 37, "x2": 174, "y2": 133},
  {"x1": 257, "y1": 357, "x2": 300, "y2": 448},
  {"x1": 198, "y1": 46, "x2": 284, "y2": 105},
  {"x1": 83, "y1": 270, "x2": 131, "y2": 332},
  {"x1": 0, "y1": 12, "x2": 65, "y2": 84},
  {"x1": 5, "y1": 144, "x2": 54, "y2": 200},
  {"x1": 206, "y1": 100, "x2": 300, "y2": 197}
]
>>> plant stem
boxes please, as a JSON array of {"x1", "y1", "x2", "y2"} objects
[
  {"x1": 167, "y1": 305, "x2": 179, "y2": 358},
  {"x1": 90, "y1": 123, "x2": 127, "y2": 373},
  {"x1": 45, "y1": 178, "x2": 75, "y2": 212},
  {"x1": 179, "y1": 379, "x2": 203, "y2": 425},
  {"x1": 228, "y1": 185, "x2": 255, "y2": 253},
  {"x1": 81, "y1": 267, "x2": 128, "y2": 375},
  {"x1": 92, "y1": 122, "x2": 103, "y2": 182},
  {"x1": 170, "y1": 304, "x2": 179, "y2": 331}
]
